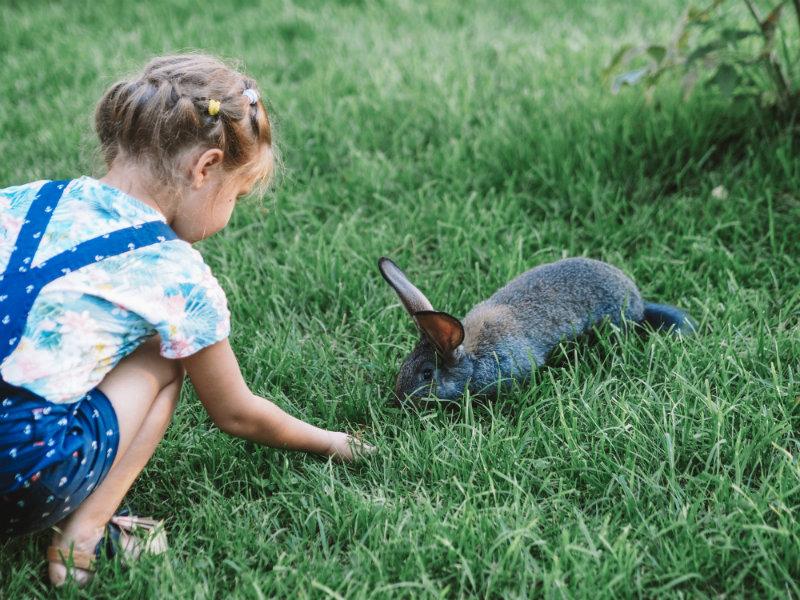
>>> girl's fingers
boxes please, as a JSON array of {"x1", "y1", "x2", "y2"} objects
[{"x1": 346, "y1": 436, "x2": 376, "y2": 460}]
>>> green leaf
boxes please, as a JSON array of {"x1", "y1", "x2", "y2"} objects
[
  {"x1": 611, "y1": 68, "x2": 649, "y2": 93},
  {"x1": 686, "y1": 41, "x2": 723, "y2": 64},
  {"x1": 688, "y1": 6, "x2": 710, "y2": 23},
  {"x1": 687, "y1": 0, "x2": 723, "y2": 24},
  {"x1": 707, "y1": 63, "x2": 740, "y2": 96},
  {"x1": 646, "y1": 45, "x2": 667, "y2": 64},
  {"x1": 720, "y1": 28, "x2": 759, "y2": 43}
]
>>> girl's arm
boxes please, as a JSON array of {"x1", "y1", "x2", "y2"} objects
[{"x1": 181, "y1": 339, "x2": 369, "y2": 461}]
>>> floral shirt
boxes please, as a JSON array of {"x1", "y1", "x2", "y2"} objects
[{"x1": 0, "y1": 176, "x2": 230, "y2": 403}]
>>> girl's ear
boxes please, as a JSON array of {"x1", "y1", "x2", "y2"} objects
[
  {"x1": 190, "y1": 148, "x2": 225, "y2": 189},
  {"x1": 378, "y1": 257, "x2": 434, "y2": 316},
  {"x1": 413, "y1": 311, "x2": 464, "y2": 357}
]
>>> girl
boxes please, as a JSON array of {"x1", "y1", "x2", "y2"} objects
[{"x1": 0, "y1": 53, "x2": 372, "y2": 587}]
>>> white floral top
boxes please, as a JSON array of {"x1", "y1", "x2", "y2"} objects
[{"x1": 0, "y1": 177, "x2": 230, "y2": 403}]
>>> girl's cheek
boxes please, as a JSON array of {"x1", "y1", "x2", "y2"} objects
[{"x1": 217, "y1": 197, "x2": 236, "y2": 230}]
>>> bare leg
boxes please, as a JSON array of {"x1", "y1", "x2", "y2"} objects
[{"x1": 48, "y1": 338, "x2": 183, "y2": 586}]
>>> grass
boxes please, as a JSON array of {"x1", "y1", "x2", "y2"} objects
[{"x1": 1, "y1": 0, "x2": 799, "y2": 597}]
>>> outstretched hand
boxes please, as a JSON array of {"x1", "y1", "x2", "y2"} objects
[
  {"x1": 183, "y1": 341, "x2": 378, "y2": 461},
  {"x1": 325, "y1": 432, "x2": 376, "y2": 462}
]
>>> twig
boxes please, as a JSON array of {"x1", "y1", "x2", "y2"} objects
[{"x1": 742, "y1": 0, "x2": 762, "y2": 23}]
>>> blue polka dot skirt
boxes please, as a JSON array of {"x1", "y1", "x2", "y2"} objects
[{"x1": 0, "y1": 385, "x2": 119, "y2": 536}]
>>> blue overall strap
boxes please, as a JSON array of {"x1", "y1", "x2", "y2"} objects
[
  {"x1": 0, "y1": 214, "x2": 177, "y2": 364},
  {"x1": 2, "y1": 180, "x2": 69, "y2": 279},
  {"x1": 25, "y1": 221, "x2": 177, "y2": 285}
]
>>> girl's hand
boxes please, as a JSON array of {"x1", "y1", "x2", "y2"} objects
[
  {"x1": 183, "y1": 341, "x2": 377, "y2": 460},
  {"x1": 325, "y1": 432, "x2": 376, "y2": 462}
]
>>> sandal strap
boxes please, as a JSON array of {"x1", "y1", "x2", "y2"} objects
[
  {"x1": 47, "y1": 545, "x2": 96, "y2": 571},
  {"x1": 110, "y1": 515, "x2": 168, "y2": 555},
  {"x1": 111, "y1": 515, "x2": 162, "y2": 530}
]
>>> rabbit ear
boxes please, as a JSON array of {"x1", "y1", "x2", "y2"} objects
[
  {"x1": 413, "y1": 311, "x2": 464, "y2": 358},
  {"x1": 378, "y1": 257, "x2": 434, "y2": 316}
]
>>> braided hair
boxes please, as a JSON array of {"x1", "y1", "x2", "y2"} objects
[{"x1": 94, "y1": 53, "x2": 273, "y2": 187}]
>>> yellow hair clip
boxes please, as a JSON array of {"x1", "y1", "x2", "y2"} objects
[{"x1": 208, "y1": 99, "x2": 221, "y2": 116}]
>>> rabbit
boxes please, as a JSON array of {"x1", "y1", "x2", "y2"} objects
[{"x1": 378, "y1": 256, "x2": 696, "y2": 403}]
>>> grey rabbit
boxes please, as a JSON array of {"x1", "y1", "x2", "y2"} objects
[{"x1": 378, "y1": 256, "x2": 696, "y2": 402}]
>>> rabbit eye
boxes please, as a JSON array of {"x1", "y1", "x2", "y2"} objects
[{"x1": 422, "y1": 368, "x2": 434, "y2": 381}]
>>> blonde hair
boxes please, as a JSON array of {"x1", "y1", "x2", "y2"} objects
[{"x1": 95, "y1": 53, "x2": 273, "y2": 188}]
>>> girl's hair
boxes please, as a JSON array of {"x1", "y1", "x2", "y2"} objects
[{"x1": 95, "y1": 53, "x2": 273, "y2": 187}]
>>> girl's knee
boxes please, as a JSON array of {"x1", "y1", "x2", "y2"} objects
[
  {"x1": 160, "y1": 370, "x2": 183, "y2": 413},
  {"x1": 151, "y1": 360, "x2": 183, "y2": 422},
  {"x1": 129, "y1": 337, "x2": 184, "y2": 390},
  {"x1": 151, "y1": 387, "x2": 180, "y2": 428},
  {"x1": 98, "y1": 337, "x2": 184, "y2": 408},
  {"x1": 165, "y1": 359, "x2": 185, "y2": 390}
]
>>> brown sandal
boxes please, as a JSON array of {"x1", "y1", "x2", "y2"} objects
[{"x1": 47, "y1": 514, "x2": 167, "y2": 574}]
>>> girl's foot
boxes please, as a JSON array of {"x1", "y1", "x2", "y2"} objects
[
  {"x1": 47, "y1": 515, "x2": 166, "y2": 587},
  {"x1": 48, "y1": 523, "x2": 107, "y2": 587}
]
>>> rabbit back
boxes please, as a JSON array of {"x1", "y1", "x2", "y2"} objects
[{"x1": 462, "y1": 258, "x2": 644, "y2": 379}]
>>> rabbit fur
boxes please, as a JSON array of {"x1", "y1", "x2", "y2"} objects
[{"x1": 379, "y1": 256, "x2": 695, "y2": 402}]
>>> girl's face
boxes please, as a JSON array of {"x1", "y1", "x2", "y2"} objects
[{"x1": 173, "y1": 147, "x2": 271, "y2": 243}]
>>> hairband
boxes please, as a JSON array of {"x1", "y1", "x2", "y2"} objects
[
  {"x1": 207, "y1": 90, "x2": 257, "y2": 117},
  {"x1": 242, "y1": 89, "x2": 259, "y2": 105}
]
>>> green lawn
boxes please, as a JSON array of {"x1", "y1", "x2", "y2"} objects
[{"x1": 2, "y1": 0, "x2": 799, "y2": 597}]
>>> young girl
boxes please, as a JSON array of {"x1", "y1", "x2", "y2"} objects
[{"x1": 0, "y1": 53, "x2": 372, "y2": 587}]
